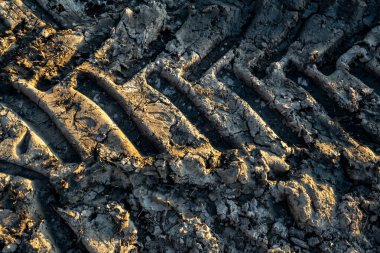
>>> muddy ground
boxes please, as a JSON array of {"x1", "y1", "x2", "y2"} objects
[{"x1": 1, "y1": 0, "x2": 380, "y2": 252}]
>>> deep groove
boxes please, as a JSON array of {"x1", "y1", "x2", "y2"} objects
[
  {"x1": 0, "y1": 20, "x2": 36, "y2": 67},
  {"x1": 20, "y1": 0, "x2": 61, "y2": 29},
  {"x1": 44, "y1": 35, "x2": 114, "y2": 92},
  {"x1": 218, "y1": 70, "x2": 304, "y2": 147},
  {"x1": 0, "y1": 85, "x2": 81, "y2": 163},
  {"x1": 1, "y1": 1, "x2": 380, "y2": 252},
  {"x1": 16, "y1": 130, "x2": 31, "y2": 155},
  {"x1": 36, "y1": 78, "x2": 56, "y2": 92},
  {"x1": 147, "y1": 72, "x2": 234, "y2": 151},
  {"x1": 318, "y1": 27, "x2": 374, "y2": 76},
  {"x1": 185, "y1": 2, "x2": 257, "y2": 82},
  {"x1": 287, "y1": 69, "x2": 380, "y2": 154},
  {"x1": 251, "y1": 4, "x2": 321, "y2": 78},
  {"x1": 186, "y1": 36, "x2": 240, "y2": 82},
  {"x1": 0, "y1": 162, "x2": 87, "y2": 253},
  {"x1": 351, "y1": 63, "x2": 380, "y2": 96},
  {"x1": 0, "y1": 15, "x2": 7, "y2": 34},
  {"x1": 76, "y1": 73, "x2": 159, "y2": 156},
  {"x1": 0, "y1": 161, "x2": 46, "y2": 180},
  {"x1": 115, "y1": 29, "x2": 175, "y2": 85}
]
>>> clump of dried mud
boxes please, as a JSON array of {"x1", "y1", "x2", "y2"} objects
[{"x1": 1, "y1": 0, "x2": 380, "y2": 252}]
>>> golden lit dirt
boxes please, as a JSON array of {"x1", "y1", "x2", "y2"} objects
[{"x1": 0, "y1": 0, "x2": 380, "y2": 252}]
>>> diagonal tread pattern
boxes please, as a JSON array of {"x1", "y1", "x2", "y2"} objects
[{"x1": 1, "y1": 1, "x2": 380, "y2": 253}]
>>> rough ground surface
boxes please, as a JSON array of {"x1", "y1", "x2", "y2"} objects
[{"x1": 0, "y1": 0, "x2": 380, "y2": 252}]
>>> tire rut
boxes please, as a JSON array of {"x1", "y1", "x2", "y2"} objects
[{"x1": 1, "y1": 1, "x2": 380, "y2": 253}]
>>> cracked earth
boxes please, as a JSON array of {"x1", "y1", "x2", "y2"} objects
[{"x1": 1, "y1": 0, "x2": 380, "y2": 252}]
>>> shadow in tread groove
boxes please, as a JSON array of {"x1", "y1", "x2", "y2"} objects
[
  {"x1": 184, "y1": 1, "x2": 257, "y2": 82},
  {"x1": 21, "y1": 0, "x2": 62, "y2": 29},
  {"x1": 0, "y1": 86, "x2": 81, "y2": 163},
  {"x1": 287, "y1": 69, "x2": 380, "y2": 155},
  {"x1": 218, "y1": 70, "x2": 304, "y2": 147},
  {"x1": 185, "y1": 36, "x2": 240, "y2": 82},
  {"x1": 16, "y1": 130, "x2": 31, "y2": 156},
  {"x1": 76, "y1": 73, "x2": 159, "y2": 156},
  {"x1": 147, "y1": 72, "x2": 235, "y2": 152},
  {"x1": 0, "y1": 162, "x2": 88, "y2": 253},
  {"x1": 351, "y1": 64, "x2": 380, "y2": 96}
]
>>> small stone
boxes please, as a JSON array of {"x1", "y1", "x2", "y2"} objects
[
  {"x1": 307, "y1": 237, "x2": 320, "y2": 247},
  {"x1": 290, "y1": 237, "x2": 309, "y2": 249},
  {"x1": 261, "y1": 151, "x2": 289, "y2": 176},
  {"x1": 153, "y1": 226, "x2": 162, "y2": 236},
  {"x1": 271, "y1": 222, "x2": 288, "y2": 239}
]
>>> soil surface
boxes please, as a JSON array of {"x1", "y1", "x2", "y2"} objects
[{"x1": 1, "y1": 0, "x2": 380, "y2": 252}]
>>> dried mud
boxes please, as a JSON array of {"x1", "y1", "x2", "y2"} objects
[{"x1": 1, "y1": 0, "x2": 380, "y2": 252}]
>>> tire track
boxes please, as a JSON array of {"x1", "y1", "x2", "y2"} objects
[
  {"x1": 0, "y1": 86, "x2": 80, "y2": 163},
  {"x1": 77, "y1": 63, "x2": 218, "y2": 161},
  {"x1": 4, "y1": 28, "x2": 142, "y2": 163},
  {"x1": 0, "y1": 162, "x2": 87, "y2": 253},
  {"x1": 234, "y1": 0, "x2": 380, "y2": 182},
  {"x1": 294, "y1": 25, "x2": 380, "y2": 141},
  {"x1": 351, "y1": 64, "x2": 380, "y2": 96},
  {"x1": 0, "y1": 0, "x2": 47, "y2": 63},
  {"x1": 76, "y1": 72, "x2": 159, "y2": 156},
  {"x1": 157, "y1": 3, "x2": 292, "y2": 157},
  {"x1": 147, "y1": 72, "x2": 234, "y2": 152},
  {"x1": 218, "y1": 70, "x2": 304, "y2": 147},
  {"x1": 287, "y1": 69, "x2": 380, "y2": 154},
  {"x1": 1, "y1": 1, "x2": 380, "y2": 252}
]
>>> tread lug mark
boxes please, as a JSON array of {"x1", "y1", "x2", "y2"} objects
[
  {"x1": 75, "y1": 72, "x2": 159, "y2": 156},
  {"x1": 70, "y1": 4, "x2": 219, "y2": 160},
  {"x1": 161, "y1": 66, "x2": 290, "y2": 157},
  {"x1": 166, "y1": 4, "x2": 242, "y2": 59},
  {"x1": 361, "y1": 26, "x2": 380, "y2": 87},
  {"x1": 77, "y1": 63, "x2": 218, "y2": 160},
  {"x1": 304, "y1": 67, "x2": 380, "y2": 141},
  {"x1": 235, "y1": 1, "x2": 379, "y2": 182},
  {"x1": 57, "y1": 203, "x2": 138, "y2": 253},
  {"x1": 287, "y1": 70, "x2": 380, "y2": 154},
  {"x1": 42, "y1": 86, "x2": 141, "y2": 162},
  {"x1": 238, "y1": 66, "x2": 379, "y2": 182},
  {"x1": 0, "y1": 90, "x2": 82, "y2": 163},
  {"x1": 292, "y1": 25, "x2": 380, "y2": 140},
  {"x1": 159, "y1": 2, "x2": 298, "y2": 157},
  {"x1": 5, "y1": 29, "x2": 141, "y2": 162},
  {"x1": 218, "y1": 70, "x2": 303, "y2": 147},
  {"x1": 0, "y1": 104, "x2": 60, "y2": 177},
  {"x1": 0, "y1": 0, "x2": 46, "y2": 57},
  {"x1": 147, "y1": 73, "x2": 234, "y2": 152},
  {"x1": 0, "y1": 173, "x2": 57, "y2": 252}
]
